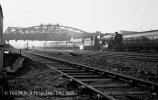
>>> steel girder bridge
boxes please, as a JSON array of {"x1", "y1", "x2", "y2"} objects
[{"x1": 3, "y1": 24, "x2": 90, "y2": 41}]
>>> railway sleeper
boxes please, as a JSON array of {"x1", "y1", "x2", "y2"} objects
[
  {"x1": 65, "y1": 81, "x2": 104, "y2": 100},
  {"x1": 90, "y1": 84, "x2": 129, "y2": 88},
  {"x1": 79, "y1": 78, "x2": 113, "y2": 82},
  {"x1": 67, "y1": 73, "x2": 94, "y2": 75},
  {"x1": 71, "y1": 75, "x2": 102, "y2": 79},
  {"x1": 77, "y1": 85, "x2": 106, "y2": 100},
  {"x1": 56, "y1": 68, "x2": 78, "y2": 70},
  {"x1": 59, "y1": 69, "x2": 86, "y2": 72},
  {"x1": 125, "y1": 95, "x2": 145, "y2": 100},
  {"x1": 105, "y1": 91, "x2": 150, "y2": 96}
]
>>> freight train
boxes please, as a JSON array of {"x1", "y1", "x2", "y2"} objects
[
  {"x1": 70, "y1": 30, "x2": 158, "y2": 52},
  {"x1": 46, "y1": 30, "x2": 158, "y2": 52}
]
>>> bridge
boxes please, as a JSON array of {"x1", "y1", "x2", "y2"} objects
[{"x1": 3, "y1": 24, "x2": 91, "y2": 41}]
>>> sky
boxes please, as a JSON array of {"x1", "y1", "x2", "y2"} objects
[{"x1": 1, "y1": 0, "x2": 158, "y2": 33}]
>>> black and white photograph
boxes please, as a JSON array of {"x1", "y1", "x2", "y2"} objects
[{"x1": 0, "y1": 0, "x2": 158, "y2": 100}]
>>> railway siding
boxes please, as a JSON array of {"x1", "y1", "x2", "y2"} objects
[
  {"x1": 30, "y1": 50, "x2": 158, "y2": 83},
  {"x1": 22, "y1": 50, "x2": 158, "y2": 100}
]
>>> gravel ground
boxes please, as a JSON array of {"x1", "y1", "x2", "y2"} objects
[
  {"x1": 31, "y1": 49, "x2": 158, "y2": 83},
  {"x1": 6, "y1": 57, "x2": 93, "y2": 100}
]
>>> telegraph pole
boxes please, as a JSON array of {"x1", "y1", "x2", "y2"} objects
[{"x1": 0, "y1": 5, "x2": 3, "y2": 72}]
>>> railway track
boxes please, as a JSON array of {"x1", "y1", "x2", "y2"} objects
[
  {"x1": 22, "y1": 51, "x2": 158, "y2": 100},
  {"x1": 102, "y1": 53, "x2": 158, "y2": 62},
  {"x1": 82, "y1": 51, "x2": 158, "y2": 62},
  {"x1": 59, "y1": 49, "x2": 158, "y2": 62}
]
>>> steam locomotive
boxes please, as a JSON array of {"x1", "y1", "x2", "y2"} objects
[{"x1": 70, "y1": 32, "x2": 123, "y2": 51}]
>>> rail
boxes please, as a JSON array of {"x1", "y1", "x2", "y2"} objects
[{"x1": 22, "y1": 51, "x2": 158, "y2": 100}]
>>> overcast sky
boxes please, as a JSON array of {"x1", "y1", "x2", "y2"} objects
[{"x1": 1, "y1": 0, "x2": 158, "y2": 33}]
